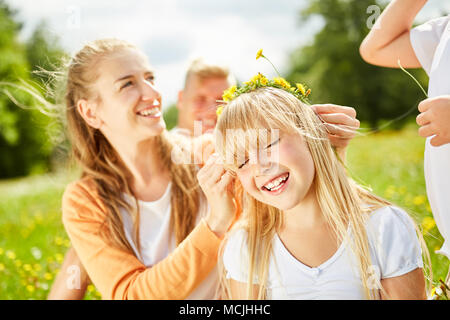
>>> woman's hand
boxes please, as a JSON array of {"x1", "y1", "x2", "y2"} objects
[
  {"x1": 197, "y1": 153, "x2": 236, "y2": 237},
  {"x1": 311, "y1": 104, "x2": 360, "y2": 161}
]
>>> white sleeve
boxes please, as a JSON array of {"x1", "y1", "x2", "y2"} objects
[
  {"x1": 410, "y1": 16, "x2": 450, "y2": 75},
  {"x1": 367, "y1": 206, "x2": 423, "y2": 279},
  {"x1": 222, "y1": 228, "x2": 254, "y2": 283}
]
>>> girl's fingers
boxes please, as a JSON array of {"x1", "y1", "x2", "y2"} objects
[
  {"x1": 430, "y1": 135, "x2": 448, "y2": 147},
  {"x1": 217, "y1": 171, "x2": 234, "y2": 190},
  {"x1": 418, "y1": 124, "x2": 435, "y2": 138},
  {"x1": 416, "y1": 111, "x2": 430, "y2": 126}
]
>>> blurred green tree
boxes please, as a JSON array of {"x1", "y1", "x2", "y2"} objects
[
  {"x1": 0, "y1": 1, "x2": 65, "y2": 178},
  {"x1": 287, "y1": 0, "x2": 429, "y2": 128}
]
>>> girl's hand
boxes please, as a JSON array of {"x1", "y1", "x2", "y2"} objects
[
  {"x1": 197, "y1": 153, "x2": 235, "y2": 237},
  {"x1": 417, "y1": 95, "x2": 450, "y2": 147}
]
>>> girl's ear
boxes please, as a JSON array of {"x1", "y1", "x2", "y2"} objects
[{"x1": 76, "y1": 99, "x2": 103, "y2": 129}]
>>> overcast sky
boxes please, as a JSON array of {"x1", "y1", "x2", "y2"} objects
[{"x1": 6, "y1": 0, "x2": 450, "y2": 107}]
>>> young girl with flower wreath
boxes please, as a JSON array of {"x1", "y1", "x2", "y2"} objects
[{"x1": 197, "y1": 68, "x2": 432, "y2": 299}]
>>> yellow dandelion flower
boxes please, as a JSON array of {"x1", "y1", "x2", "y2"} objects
[
  {"x1": 63, "y1": 240, "x2": 71, "y2": 248},
  {"x1": 216, "y1": 106, "x2": 224, "y2": 118},
  {"x1": 23, "y1": 264, "x2": 32, "y2": 272},
  {"x1": 0, "y1": 248, "x2": 4, "y2": 255},
  {"x1": 6, "y1": 250, "x2": 16, "y2": 260},
  {"x1": 256, "y1": 49, "x2": 264, "y2": 60},
  {"x1": 222, "y1": 85, "x2": 237, "y2": 102},
  {"x1": 55, "y1": 253, "x2": 64, "y2": 263},
  {"x1": 26, "y1": 285, "x2": 35, "y2": 293},
  {"x1": 413, "y1": 195, "x2": 426, "y2": 206},
  {"x1": 296, "y1": 83, "x2": 306, "y2": 96},
  {"x1": 33, "y1": 264, "x2": 42, "y2": 272},
  {"x1": 44, "y1": 273, "x2": 52, "y2": 281},
  {"x1": 0, "y1": 263, "x2": 5, "y2": 272},
  {"x1": 260, "y1": 76, "x2": 268, "y2": 86},
  {"x1": 55, "y1": 237, "x2": 64, "y2": 246},
  {"x1": 87, "y1": 284, "x2": 95, "y2": 292},
  {"x1": 15, "y1": 260, "x2": 22, "y2": 268},
  {"x1": 422, "y1": 216, "x2": 436, "y2": 233},
  {"x1": 273, "y1": 77, "x2": 291, "y2": 89}
]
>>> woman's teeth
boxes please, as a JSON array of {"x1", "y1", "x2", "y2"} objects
[
  {"x1": 138, "y1": 108, "x2": 160, "y2": 116},
  {"x1": 263, "y1": 173, "x2": 289, "y2": 191}
]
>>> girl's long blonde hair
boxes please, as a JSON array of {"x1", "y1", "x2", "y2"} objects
[
  {"x1": 215, "y1": 87, "x2": 431, "y2": 299},
  {"x1": 63, "y1": 39, "x2": 202, "y2": 253}
]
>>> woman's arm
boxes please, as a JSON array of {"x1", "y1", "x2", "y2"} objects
[
  {"x1": 47, "y1": 247, "x2": 90, "y2": 300},
  {"x1": 62, "y1": 178, "x2": 225, "y2": 300},
  {"x1": 359, "y1": 0, "x2": 427, "y2": 68},
  {"x1": 380, "y1": 268, "x2": 427, "y2": 299}
]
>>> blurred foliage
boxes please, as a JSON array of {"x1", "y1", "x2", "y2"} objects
[
  {"x1": 163, "y1": 103, "x2": 178, "y2": 131},
  {"x1": 0, "y1": 1, "x2": 65, "y2": 179},
  {"x1": 287, "y1": 0, "x2": 429, "y2": 128}
]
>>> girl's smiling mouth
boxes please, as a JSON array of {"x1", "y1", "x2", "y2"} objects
[{"x1": 261, "y1": 172, "x2": 289, "y2": 194}]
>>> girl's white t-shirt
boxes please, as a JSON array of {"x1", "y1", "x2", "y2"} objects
[
  {"x1": 120, "y1": 183, "x2": 218, "y2": 299},
  {"x1": 410, "y1": 15, "x2": 450, "y2": 259},
  {"x1": 222, "y1": 206, "x2": 423, "y2": 300}
]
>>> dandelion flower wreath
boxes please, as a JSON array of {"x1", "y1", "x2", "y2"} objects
[{"x1": 216, "y1": 49, "x2": 311, "y2": 118}]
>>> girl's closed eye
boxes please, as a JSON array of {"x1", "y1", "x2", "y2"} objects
[
  {"x1": 238, "y1": 158, "x2": 249, "y2": 169},
  {"x1": 266, "y1": 138, "x2": 280, "y2": 149}
]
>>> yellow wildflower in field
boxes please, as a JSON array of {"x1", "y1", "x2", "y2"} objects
[
  {"x1": 63, "y1": 240, "x2": 71, "y2": 248},
  {"x1": 44, "y1": 272, "x2": 52, "y2": 281},
  {"x1": 55, "y1": 237, "x2": 63, "y2": 246},
  {"x1": 422, "y1": 216, "x2": 436, "y2": 233},
  {"x1": 6, "y1": 250, "x2": 16, "y2": 260},
  {"x1": 23, "y1": 264, "x2": 32, "y2": 272},
  {"x1": 26, "y1": 285, "x2": 35, "y2": 293},
  {"x1": 0, "y1": 248, "x2": 4, "y2": 255},
  {"x1": 55, "y1": 253, "x2": 64, "y2": 263},
  {"x1": 87, "y1": 284, "x2": 95, "y2": 292},
  {"x1": 413, "y1": 195, "x2": 426, "y2": 206},
  {"x1": 15, "y1": 260, "x2": 22, "y2": 268},
  {"x1": 273, "y1": 77, "x2": 291, "y2": 89},
  {"x1": 0, "y1": 263, "x2": 5, "y2": 272},
  {"x1": 33, "y1": 264, "x2": 42, "y2": 272}
]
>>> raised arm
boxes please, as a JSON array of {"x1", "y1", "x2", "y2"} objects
[{"x1": 359, "y1": 0, "x2": 427, "y2": 68}]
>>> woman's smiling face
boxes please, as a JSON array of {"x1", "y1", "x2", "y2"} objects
[
  {"x1": 235, "y1": 131, "x2": 316, "y2": 211},
  {"x1": 90, "y1": 47, "x2": 166, "y2": 143}
]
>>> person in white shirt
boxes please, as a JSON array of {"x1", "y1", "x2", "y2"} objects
[
  {"x1": 359, "y1": 0, "x2": 450, "y2": 275},
  {"x1": 197, "y1": 85, "x2": 429, "y2": 299}
]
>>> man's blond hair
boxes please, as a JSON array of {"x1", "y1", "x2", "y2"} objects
[{"x1": 184, "y1": 58, "x2": 235, "y2": 89}]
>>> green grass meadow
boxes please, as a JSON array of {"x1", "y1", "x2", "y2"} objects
[{"x1": 0, "y1": 125, "x2": 449, "y2": 299}]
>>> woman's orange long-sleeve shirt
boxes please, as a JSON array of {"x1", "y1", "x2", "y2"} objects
[{"x1": 62, "y1": 177, "x2": 223, "y2": 300}]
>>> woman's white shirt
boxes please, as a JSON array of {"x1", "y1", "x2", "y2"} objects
[
  {"x1": 410, "y1": 15, "x2": 450, "y2": 259},
  {"x1": 120, "y1": 182, "x2": 218, "y2": 299},
  {"x1": 222, "y1": 206, "x2": 423, "y2": 300}
]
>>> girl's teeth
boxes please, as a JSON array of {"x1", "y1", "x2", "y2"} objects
[{"x1": 264, "y1": 174, "x2": 288, "y2": 191}]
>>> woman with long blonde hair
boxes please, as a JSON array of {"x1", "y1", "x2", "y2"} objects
[
  {"x1": 198, "y1": 86, "x2": 431, "y2": 300},
  {"x1": 45, "y1": 38, "x2": 237, "y2": 299}
]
